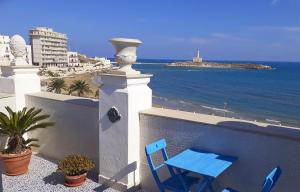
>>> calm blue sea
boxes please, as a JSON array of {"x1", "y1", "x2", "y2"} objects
[{"x1": 132, "y1": 59, "x2": 300, "y2": 127}]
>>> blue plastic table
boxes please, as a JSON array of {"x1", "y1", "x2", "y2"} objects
[{"x1": 165, "y1": 149, "x2": 236, "y2": 192}]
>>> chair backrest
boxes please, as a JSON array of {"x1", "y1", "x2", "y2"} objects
[
  {"x1": 145, "y1": 139, "x2": 175, "y2": 190},
  {"x1": 262, "y1": 167, "x2": 282, "y2": 192},
  {"x1": 145, "y1": 138, "x2": 167, "y2": 156}
]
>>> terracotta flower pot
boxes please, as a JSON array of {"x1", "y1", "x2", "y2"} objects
[
  {"x1": 64, "y1": 172, "x2": 87, "y2": 187},
  {"x1": 0, "y1": 149, "x2": 32, "y2": 176}
]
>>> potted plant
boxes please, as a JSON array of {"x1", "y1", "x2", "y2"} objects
[
  {"x1": 57, "y1": 155, "x2": 95, "y2": 187},
  {"x1": 0, "y1": 106, "x2": 54, "y2": 176}
]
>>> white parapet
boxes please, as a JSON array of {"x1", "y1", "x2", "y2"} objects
[
  {"x1": 98, "y1": 73, "x2": 152, "y2": 190},
  {"x1": 0, "y1": 66, "x2": 40, "y2": 110}
]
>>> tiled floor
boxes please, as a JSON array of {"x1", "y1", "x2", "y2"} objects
[{"x1": 1, "y1": 155, "x2": 140, "y2": 192}]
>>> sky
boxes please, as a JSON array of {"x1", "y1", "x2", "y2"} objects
[{"x1": 0, "y1": 0, "x2": 300, "y2": 62}]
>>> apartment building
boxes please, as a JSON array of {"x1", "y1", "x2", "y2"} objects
[
  {"x1": 29, "y1": 27, "x2": 68, "y2": 67},
  {"x1": 67, "y1": 51, "x2": 80, "y2": 67}
]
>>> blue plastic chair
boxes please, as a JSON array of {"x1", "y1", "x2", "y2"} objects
[
  {"x1": 145, "y1": 139, "x2": 200, "y2": 192},
  {"x1": 222, "y1": 167, "x2": 282, "y2": 192}
]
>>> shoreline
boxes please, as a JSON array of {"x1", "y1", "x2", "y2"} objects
[{"x1": 152, "y1": 95, "x2": 284, "y2": 126}]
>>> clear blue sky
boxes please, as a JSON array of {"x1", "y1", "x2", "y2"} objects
[{"x1": 1, "y1": 0, "x2": 299, "y2": 61}]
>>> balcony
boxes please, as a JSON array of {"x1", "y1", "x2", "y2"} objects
[
  {"x1": 1, "y1": 49, "x2": 300, "y2": 192},
  {"x1": 0, "y1": 91, "x2": 298, "y2": 191}
]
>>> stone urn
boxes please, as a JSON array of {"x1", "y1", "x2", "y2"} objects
[
  {"x1": 9, "y1": 35, "x2": 29, "y2": 66},
  {"x1": 1, "y1": 35, "x2": 34, "y2": 77},
  {"x1": 110, "y1": 38, "x2": 142, "y2": 75}
]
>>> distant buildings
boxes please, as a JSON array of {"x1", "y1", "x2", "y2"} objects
[
  {"x1": 94, "y1": 57, "x2": 111, "y2": 68},
  {"x1": 67, "y1": 51, "x2": 80, "y2": 67},
  {"x1": 1, "y1": 27, "x2": 109, "y2": 70},
  {"x1": 29, "y1": 27, "x2": 68, "y2": 67},
  {"x1": 193, "y1": 49, "x2": 203, "y2": 63},
  {"x1": 0, "y1": 35, "x2": 32, "y2": 66}
]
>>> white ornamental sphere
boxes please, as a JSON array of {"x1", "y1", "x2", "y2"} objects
[{"x1": 10, "y1": 35, "x2": 27, "y2": 57}]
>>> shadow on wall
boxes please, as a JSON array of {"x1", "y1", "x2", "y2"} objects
[
  {"x1": 217, "y1": 121, "x2": 300, "y2": 140},
  {"x1": 65, "y1": 98, "x2": 98, "y2": 107},
  {"x1": 96, "y1": 161, "x2": 137, "y2": 191},
  {"x1": 25, "y1": 93, "x2": 100, "y2": 170},
  {"x1": 0, "y1": 135, "x2": 7, "y2": 187},
  {"x1": 0, "y1": 136, "x2": 7, "y2": 152},
  {"x1": 0, "y1": 164, "x2": 2, "y2": 191},
  {"x1": 212, "y1": 120, "x2": 299, "y2": 191}
]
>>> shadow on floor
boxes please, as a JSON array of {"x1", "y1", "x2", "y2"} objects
[
  {"x1": 94, "y1": 162, "x2": 139, "y2": 191},
  {"x1": 36, "y1": 153, "x2": 99, "y2": 183},
  {"x1": 94, "y1": 184, "x2": 141, "y2": 192},
  {"x1": 43, "y1": 172, "x2": 64, "y2": 185},
  {"x1": 43, "y1": 170, "x2": 99, "y2": 187}
]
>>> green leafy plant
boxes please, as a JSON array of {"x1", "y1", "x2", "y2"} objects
[
  {"x1": 38, "y1": 69, "x2": 46, "y2": 76},
  {"x1": 57, "y1": 155, "x2": 95, "y2": 176},
  {"x1": 95, "y1": 89, "x2": 99, "y2": 97},
  {"x1": 68, "y1": 80, "x2": 92, "y2": 97},
  {"x1": 47, "y1": 78, "x2": 68, "y2": 94},
  {"x1": 46, "y1": 70, "x2": 60, "y2": 77},
  {"x1": 94, "y1": 83, "x2": 103, "y2": 98},
  {"x1": 0, "y1": 106, "x2": 54, "y2": 154},
  {"x1": 46, "y1": 70, "x2": 54, "y2": 77}
]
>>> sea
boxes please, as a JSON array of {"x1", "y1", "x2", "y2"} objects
[{"x1": 131, "y1": 59, "x2": 300, "y2": 127}]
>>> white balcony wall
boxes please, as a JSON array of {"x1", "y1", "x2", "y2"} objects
[
  {"x1": 0, "y1": 95, "x2": 16, "y2": 150},
  {"x1": 0, "y1": 95, "x2": 15, "y2": 112},
  {"x1": 25, "y1": 92, "x2": 99, "y2": 169},
  {"x1": 139, "y1": 107, "x2": 300, "y2": 192}
]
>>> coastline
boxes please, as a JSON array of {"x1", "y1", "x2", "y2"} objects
[
  {"x1": 152, "y1": 95, "x2": 283, "y2": 126},
  {"x1": 41, "y1": 60, "x2": 300, "y2": 128},
  {"x1": 134, "y1": 61, "x2": 300, "y2": 127}
]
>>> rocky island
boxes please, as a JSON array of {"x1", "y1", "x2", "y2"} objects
[
  {"x1": 166, "y1": 50, "x2": 272, "y2": 70},
  {"x1": 166, "y1": 61, "x2": 272, "y2": 70}
]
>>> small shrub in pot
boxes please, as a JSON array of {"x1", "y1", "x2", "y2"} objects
[{"x1": 57, "y1": 154, "x2": 95, "y2": 187}]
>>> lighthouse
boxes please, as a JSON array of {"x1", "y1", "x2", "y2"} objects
[{"x1": 193, "y1": 49, "x2": 203, "y2": 63}]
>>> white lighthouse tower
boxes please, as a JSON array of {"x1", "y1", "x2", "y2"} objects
[{"x1": 193, "y1": 49, "x2": 203, "y2": 63}]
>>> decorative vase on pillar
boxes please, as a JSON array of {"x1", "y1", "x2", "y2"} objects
[
  {"x1": 1, "y1": 35, "x2": 32, "y2": 77},
  {"x1": 10, "y1": 35, "x2": 29, "y2": 66},
  {"x1": 0, "y1": 34, "x2": 40, "y2": 108},
  {"x1": 110, "y1": 38, "x2": 142, "y2": 75}
]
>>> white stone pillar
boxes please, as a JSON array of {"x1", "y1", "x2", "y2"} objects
[
  {"x1": 98, "y1": 38, "x2": 152, "y2": 190},
  {"x1": 0, "y1": 35, "x2": 40, "y2": 110}
]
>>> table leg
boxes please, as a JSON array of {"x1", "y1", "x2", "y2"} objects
[
  {"x1": 197, "y1": 176, "x2": 214, "y2": 192},
  {"x1": 175, "y1": 168, "x2": 189, "y2": 191},
  {"x1": 206, "y1": 177, "x2": 214, "y2": 192}
]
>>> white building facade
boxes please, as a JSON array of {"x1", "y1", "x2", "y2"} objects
[
  {"x1": 94, "y1": 56, "x2": 111, "y2": 68},
  {"x1": 0, "y1": 35, "x2": 32, "y2": 66},
  {"x1": 67, "y1": 51, "x2": 80, "y2": 67},
  {"x1": 29, "y1": 27, "x2": 68, "y2": 68}
]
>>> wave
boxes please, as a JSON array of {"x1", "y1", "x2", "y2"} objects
[
  {"x1": 136, "y1": 62, "x2": 168, "y2": 65},
  {"x1": 201, "y1": 105, "x2": 233, "y2": 113},
  {"x1": 152, "y1": 95, "x2": 288, "y2": 126},
  {"x1": 153, "y1": 95, "x2": 234, "y2": 114},
  {"x1": 265, "y1": 119, "x2": 282, "y2": 125}
]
